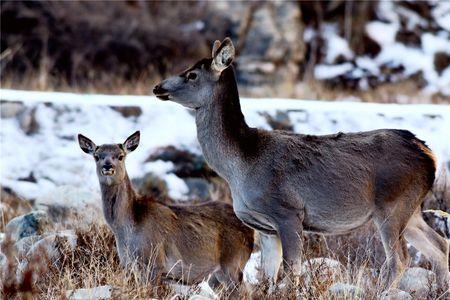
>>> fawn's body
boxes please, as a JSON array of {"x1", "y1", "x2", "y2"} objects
[
  {"x1": 154, "y1": 38, "x2": 449, "y2": 292},
  {"x1": 79, "y1": 132, "x2": 253, "y2": 287}
]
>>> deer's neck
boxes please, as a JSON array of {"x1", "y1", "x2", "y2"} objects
[
  {"x1": 195, "y1": 68, "x2": 257, "y2": 180},
  {"x1": 100, "y1": 174, "x2": 138, "y2": 227}
]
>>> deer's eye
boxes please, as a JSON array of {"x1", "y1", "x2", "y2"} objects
[
  {"x1": 187, "y1": 72, "x2": 197, "y2": 80},
  {"x1": 94, "y1": 154, "x2": 99, "y2": 161},
  {"x1": 118, "y1": 155, "x2": 124, "y2": 161}
]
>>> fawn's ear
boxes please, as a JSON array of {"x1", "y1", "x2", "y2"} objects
[
  {"x1": 211, "y1": 40, "x2": 221, "y2": 57},
  {"x1": 78, "y1": 134, "x2": 96, "y2": 155},
  {"x1": 211, "y1": 37, "x2": 235, "y2": 73},
  {"x1": 123, "y1": 131, "x2": 140, "y2": 153}
]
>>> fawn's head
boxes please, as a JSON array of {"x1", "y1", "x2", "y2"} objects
[
  {"x1": 78, "y1": 131, "x2": 140, "y2": 185},
  {"x1": 153, "y1": 37, "x2": 235, "y2": 109}
]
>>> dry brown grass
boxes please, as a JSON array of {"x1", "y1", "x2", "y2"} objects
[
  {"x1": 2, "y1": 217, "x2": 445, "y2": 299},
  {"x1": 3, "y1": 72, "x2": 448, "y2": 104},
  {"x1": 2, "y1": 171, "x2": 449, "y2": 299},
  {"x1": 0, "y1": 187, "x2": 32, "y2": 233},
  {"x1": 0, "y1": 220, "x2": 385, "y2": 299}
]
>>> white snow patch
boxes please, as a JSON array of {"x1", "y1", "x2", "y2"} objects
[
  {"x1": 243, "y1": 251, "x2": 261, "y2": 284},
  {"x1": 433, "y1": 1, "x2": 450, "y2": 31},
  {"x1": 323, "y1": 24, "x2": 354, "y2": 63},
  {"x1": 1, "y1": 89, "x2": 450, "y2": 205},
  {"x1": 314, "y1": 63, "x2": 353, "y2": 80},
  {"x1": 366, "y1": 21, "x2": 398, "y2": 46}
]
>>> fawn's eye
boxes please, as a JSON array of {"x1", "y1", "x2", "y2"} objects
[
  {"x1": 187, "y1": 72, "x2": 197, "y2": 80},
  {"x1": 118, "y1": 155, "x2": 124, "y2": 161},
  {"x1": 94, "y1": 154, "x2": 99, "y2": 161}
]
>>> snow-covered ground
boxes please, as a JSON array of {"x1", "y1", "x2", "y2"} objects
[{"x1": 1, "y1": 89, "x2": 450, "y2": 202}]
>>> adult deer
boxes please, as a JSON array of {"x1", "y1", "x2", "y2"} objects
[
  {"x1": 153, "y1": 38, "x2": 449, "y2": 291},
  {"x1": 78, "y1": 131, "x2": 253, "y2": 289}
]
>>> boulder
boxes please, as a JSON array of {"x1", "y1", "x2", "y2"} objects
[
  {"x1": 25, "y1": 231, "x2": 77, "y2": 261},
  {"x1": 16, "y1": 231, "x2": 77, "y2": 282},
  {"x1": 328, "y1": 283, "x2": 364, "y2": 299},
  {"x1": 261, "y1": 111, "x2": 293, "y2": 131},
  {"x1": 35, "y1": 185, "x2": 102, "y2": 226},
  {"x1": 66, "y1": 285, "x2": 116, "y2": 300},
  {"x1": 399, "y1": 267, "x2": 437, "y2": 299},
  {"x1": 184, "y1": 177, "x2": 212, "y2": 201},
  {"x1": 5, "y1": 210, "x2": 53, "y2": 242},
  {"x1": 147, "y1": 146, "x2": 215, "y2": 178},
  {"x1": 132, "y1": 172, "x2": 169, "y2": 201},
  {"x1": 15, "y1": 235, "x2": 42, "y2": 257},
  {"x1": 110, "y1": 106, "x2": 142, "y2": 118},
  {"x1": 18, "y1": 107, "x2": 39, "y2": 135},
  {"x1": 0, "y1": 101, "x2": 25, "y2": 118},
  {"x1": 380, "y1": 289, "x2": 412, "y2": 300}
]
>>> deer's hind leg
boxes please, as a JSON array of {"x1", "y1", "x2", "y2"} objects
[
  {"x1": 373, "y1": 190, "x2": 421, "y2": 289},
  {"x1": 404, "y1": 210, "x2": 449, "y2": 292}
]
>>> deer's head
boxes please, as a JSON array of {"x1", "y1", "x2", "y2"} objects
[
  {"x1": 153, "y1": 37, "x2": 235, "y2": 109},
  {"x1": 78, "y1": 131, "x2": 140, "y2": 185}
]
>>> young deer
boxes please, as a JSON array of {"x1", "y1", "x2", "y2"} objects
[
  {"x1": 78, "y1": 131, "x2": 253, "y2": 288},
  {"x1": 153, "y1": 38, "x2": 449, "y2": 291}
]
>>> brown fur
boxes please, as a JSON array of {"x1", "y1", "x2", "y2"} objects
[{"x1": 78, "y1": 133, "x2": 253, "y2": 288}]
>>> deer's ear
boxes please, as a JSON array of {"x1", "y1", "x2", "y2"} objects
[
  {"x1": 211, "y1": 37, "x2": 235, "y2": 73},
  {"x1": 123, "y1": 131, "x2": 140, "y2": 153},
  {"x1": 78, "y1": 134, "x2": 96, "y2": 155}
]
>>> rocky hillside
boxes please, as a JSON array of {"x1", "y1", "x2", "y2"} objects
[{"x1": 2, "y1": 1, "x2": 449, "y2": 100}]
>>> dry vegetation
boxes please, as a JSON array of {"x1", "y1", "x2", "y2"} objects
[
  {"x1": 1, "y1": 212, "x2": 446, "y2": 299},
  {"x1": 1, "y1": 168, "x2": 449, "y2": 299}
]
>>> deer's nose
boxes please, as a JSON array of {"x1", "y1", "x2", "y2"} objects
[{"x1": 153, "y1": 84, "x2": 167, "y2": 95}]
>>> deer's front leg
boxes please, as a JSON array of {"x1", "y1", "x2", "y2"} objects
[{"x1": 277, "y1": 211, "x2": 304, "y2": 279}]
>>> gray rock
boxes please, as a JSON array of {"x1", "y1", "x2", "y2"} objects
[
  {"x1": 19, "y1": 107, "x2": 39, "y2": 135},
  {"x1": 328, "y1": 283, "x2": 364, "y2": 299},
  {"x1": 35, "y1": 185, "x2": 102, "y2": 226},
  {"x1": 0, "y1": 101, "x2": 25, "y2": 118},
  {"x1": 262, "y1": 111, "x2": 293, "y2": 131},
  {"x1": 184, "y1": 177, "x2": 212, "y2": 200},
  {"x1": 66, "y1": 285, "x2": 115, "y2": 300},
  {"x1": 5, "y1": 211, "x2": 53, "y2": 242},
  {"x1": 15, "y1": 235, "x2": 42, "y2": 257},
  {"x1": 110, "y1": 106, "x2": 142, "y2": 118},
  {"x1": 132, "y1": 172, "x2": 169, "y2": 201},
  {"x1": 399, "y1": 267, "x2": 437, "y2": 299},
  {"x1": 25, "y1": 231, "x2": 77, "y2": 261},
  {"x1": 16, "y1": 231, "x2": 77, "y2": 282},
  {"x1": 381, "y1": 289, "x2": 412, "y2": 300}
]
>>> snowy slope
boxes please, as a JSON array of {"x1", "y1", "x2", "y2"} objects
[{"x1": 1, "y1": 89, "x2": 450, "y2": 201}]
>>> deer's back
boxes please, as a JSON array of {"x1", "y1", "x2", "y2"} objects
[{"x1": 137, "y1": 200, "x2": 253, "y2": 283}]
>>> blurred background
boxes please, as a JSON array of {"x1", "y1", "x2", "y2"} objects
[{"x1": 1, "y1": 0, "x2": 449, "y2": 103}]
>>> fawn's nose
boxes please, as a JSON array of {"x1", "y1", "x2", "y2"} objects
[{"x1": 102, "y1": 164, "x2": 113, "y2": 171}]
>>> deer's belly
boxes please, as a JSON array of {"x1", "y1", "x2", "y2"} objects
[{"x1": 303, "y1": 205, "x2": 373, "y2": 234}]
